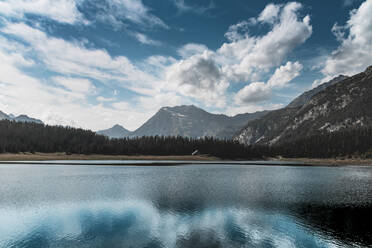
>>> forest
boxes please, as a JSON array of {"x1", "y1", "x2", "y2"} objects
[
  {"x1": 0, "y1": 120, "x2": 262, "y2": 159},
  {"x1": 1, "y1": 120, "x2": 372, "y2": 159}
]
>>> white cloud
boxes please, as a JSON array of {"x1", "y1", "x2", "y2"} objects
[
  {"x1": 0, "y1": 0, "x2": 168, "y2": 30},
  {"x1": 112, "y1": 101, "x2": 131, "y2": 110},
  {"x1": 86, "y1": 0, "x2": 168, "y2": 29},
  {"x1": 321, "y1": 0, "x2": 372, "y2": 78},
  {"x1": 224, "y1": 20, "x2": 250, "y2": 42},
  {"x1": 234, "y1": 61, "x2": 303, "y2": 104},
  {"x1": 166, "y1": 51, "x2": 228, "y2": 107},
  {"x1": 132, "y1": 32, "x2": 162, "y2": 46},
  {"x1": 53, "y1": 76, "x2": 96, "y2": 94},
  {"x1": 218, "y1": 2, "x2": 311, "y2": 82},
  {"x1": 257, "y1": 3, "x2": 281, "y2": 24},
  {"x1": 137, "y1": 92, "x2": 184, "y2": 112},
  {"x1": 173, "y1": 0, "x2": 214, "y2": 15},
  {"x1": 1, "y1": 22, "x2": 157, "y2": 96},
  {"x1": 97, "y1": 96, "x2": 116, "y2": 102},
  {"x1": 234, "y1": 82, "x2": 271, "y2": 104},
  {"x1": 0, "y1": 24, "x2": 159, "y2": 130},
  {"x1": 0, "y1": 42, "x2": 151, "y2": 131},
  {"x1": 165, "y1": 2, "x2": 311, "y2": 107},
  {"x1": 0, "y1": 0, "x2": 86, "y2": 24},
  {"x1": 178, "y1": 43, "x2": 209, "y2": 58},
  {"x1": 268, "y1": 61, "x2": 303, "y2": 88}
]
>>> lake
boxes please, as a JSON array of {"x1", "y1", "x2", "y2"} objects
[{"x1": 0, "y1": 162, "x2": 371, "y2": 248}]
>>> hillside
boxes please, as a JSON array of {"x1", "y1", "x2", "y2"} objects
[{"x1": 236, "y1": 66, "x2": 372, "y2": 145}]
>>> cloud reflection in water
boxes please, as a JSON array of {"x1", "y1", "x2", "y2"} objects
[{"x1": 0, "y1": 200, "x2": 351, "y2": 248}]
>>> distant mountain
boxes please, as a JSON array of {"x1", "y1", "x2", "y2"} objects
[
  {"x1": 0, "y1": 111, "x2": 43, "y2": 124},
  {"x1": 97, "y1": 105, "x2": 268, "y2": 139},
  {"x1": 235, "y1": 66, "x2": 372, "y2": 146},
  {"x1": 96, "y1": 124, "x2": 131, "y2": 139},
  {"x1": 13, "y1": 115, "x2": 43, "y2": 124},
  {"x1": 0, "y1": 111, "x2": 9, "y2": 120},
  {"x1": 130, "y1": 105, "x2": 268, "y2": 139}
]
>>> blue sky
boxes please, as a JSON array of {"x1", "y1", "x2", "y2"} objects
[{"x1": 0, "y1": 0, "x2": 371, "y2": 130}]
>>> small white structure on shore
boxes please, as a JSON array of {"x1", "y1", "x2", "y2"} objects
[{"x1": 191, "y1": 149, "x2": 200, "y2": 156}]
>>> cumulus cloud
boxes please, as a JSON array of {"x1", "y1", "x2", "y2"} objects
[
  {"x1": 218, "y1": 2, "x2": 311, "y2": 82},
  {"x1": 257, "y1": 3, "x2": 281, "y2": 24},
  {"x1": 163, "y1": 2, "x2": 311, "y2": 107},
  {"x1": 234, "y1": 82, "x2": 271, "y2": 104},
  {"x1": 235, "y1": 61, "x2": 303, "y2": 104},
  {"x1": 0, "y1": 0, "x2": 85, "y2": 24},
  {"x1": 166, "y1": 51, "x2": 228, "y2": 107},
  {"x1": 321, "y1": 0, "x2": 372, "y2": 78},
  {"x1": 224, "y1": 20, "x2": 251, "y2": 42},
  {"x1": 268, "y1": 61, "x2": 303, "y2": 88}
]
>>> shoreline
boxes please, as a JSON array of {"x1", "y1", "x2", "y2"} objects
[
  {"x1": 0, "y1": 153, "x2": 219, "y2": 162},
  {"x1": 0, "y1": 153, "x2": 371, "y2": 166},
  {"x1": 274, "y1": 157, "x2": 372, "y2": 166}
]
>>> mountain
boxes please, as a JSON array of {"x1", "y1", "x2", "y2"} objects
[
  {"x1": 235, "y1": 66, "x2": 372, "y2": 146},
  {"x1": 0, "y1": 111, "x2": 43, "y2": 124},
  {"x1": 96, "y1": 124, "x2": 131, "y2": 139},
  {"x1": 131, "y1": 105, "x2": 268, "y2": 139},
  {"x1": 287, "y1": 75, "x2": 348, "y2": 108},
  {"x1": 13, "y1": 115, "x2": 43, "y2": 124},
  {"x1": 0, "y1": 111, "x2": 9, "y2": 120},
  {"x1": 97, "y1": 105, "x2": 268, "y2": 139}
]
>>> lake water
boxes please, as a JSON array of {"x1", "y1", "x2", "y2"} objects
[{"x1": 0, "y1": 162, "x2": 371, "y2": 248}]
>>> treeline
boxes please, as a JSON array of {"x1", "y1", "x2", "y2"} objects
[
  {"x1": 0, "y1": 120, "x2": 261, "y2": 159},
  {"x1": 270, "y1": 127, "x2": 372, "y2": 158},
  {"x1": 1, "y1": 120, "x2": 372, "y2": 159}
]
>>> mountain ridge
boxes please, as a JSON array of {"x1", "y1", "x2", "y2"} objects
[
  {"x1": 0, "y1": 111, "x2": 43, "y2": 124},
  {"x1": 287, "y1": 75, "x2": 348, "y2": 108},
  {"x1": 235, "y1": 66, "x2": 372, "y2": 146},
  {"x1": 98, "y1": 105, "x2": 268, "y2": 139}
]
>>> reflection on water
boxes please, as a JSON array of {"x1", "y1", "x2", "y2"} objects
[{"x1": 0, "y1": 163, "x2": 371, "y2": 248}]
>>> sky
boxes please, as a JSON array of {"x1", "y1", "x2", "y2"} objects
[{"x1": 0, "y1": 0, "x2": 371, "y2": 131}]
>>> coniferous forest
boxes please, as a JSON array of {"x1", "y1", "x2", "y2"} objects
[
  {"x1": 1, "y1": 120, "x2": 372, "y2": 159},
  {"x1": 0, "y1": 120, "x2": 262, "y2": 159}
]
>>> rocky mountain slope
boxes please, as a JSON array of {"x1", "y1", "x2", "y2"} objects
[
  {"x1": 287, "y1": 75, "x2": 348, "y2": 108},
  {"x1": 99, "y1": 105, "x2": 268, "y2": 139},
  {"x1": 236, "y1": 66, "x2": 372, "y2": 146},
  {"x1": 96, "y1": 124, "x2": 131, "y2": 139},
  {"x1": 0, "y1": 111, "x2": 43, "y2": 124}
]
